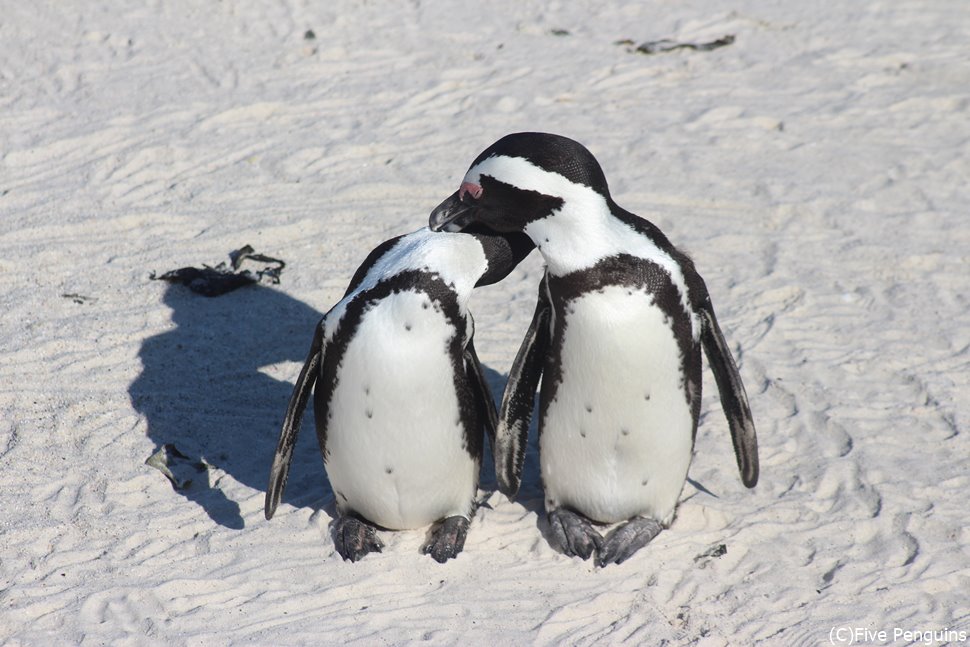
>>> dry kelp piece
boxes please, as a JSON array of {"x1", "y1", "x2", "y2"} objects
[
  {"x1": 150, "y1": 245, "x2": 286, "y2": 297},
  {"x1": 145, "y1": 443, "x2": 208, "y2": 490},
  {"x1": 617, "y1": 34, "x2": 735, "y2": 55},
  {"x1": 693, "y1": 543, "x2": 728, "y2": 569},
  {"x1": 62, "y1": 293, "x2": 97, "y2": 304}
]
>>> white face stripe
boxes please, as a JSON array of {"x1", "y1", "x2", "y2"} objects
[
  {"x1": 467, "y1": 154, "x2": 698, "y2": 338},
  {"x1": 465, "y1": 154, "x2": 600, "y2": 204}
]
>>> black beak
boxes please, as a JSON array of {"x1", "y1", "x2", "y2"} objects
[{"x1": 429, "y1": 190, "x2": 473, "y2": 232}]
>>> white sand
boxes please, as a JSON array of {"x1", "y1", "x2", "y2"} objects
[{"x1": 2, "y1": 1, "x2": 968, "y2": 644}]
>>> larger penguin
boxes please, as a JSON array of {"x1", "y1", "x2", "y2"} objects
[
  {"x1": 265, "y1": 226, "x2": 533, "y2": 562},
  {"x1": 429, "y1": 132, "x2": 758, "y2": 566}
]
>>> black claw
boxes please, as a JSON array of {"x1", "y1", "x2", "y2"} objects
[
  {"x1": 421, "y1": 516, "x2": 470, "y2": 563},
  {"x1": 595, "y1": 517, "x2": 663, "y2": 567},
  {"x1": 332, "y1": 515, "x2": 384, "y2": 562},
  {"x1": 547, "y1": 508, "x2": 602, "y2": 560}
]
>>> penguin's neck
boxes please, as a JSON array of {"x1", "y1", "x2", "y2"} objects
[
  {"x1": 362, "y1": 229, "x2": 485, "y2": 306},
  {"x1": 525, "y1": 197, "x2": 640, "y2": 276}
]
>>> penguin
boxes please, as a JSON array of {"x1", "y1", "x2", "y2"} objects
[
  {"x1": 265, "y1": 226, "x2": 533, "y2": 562},
  {"x1": 428, "y1": 132, "x2": 758, "y2": 566}
]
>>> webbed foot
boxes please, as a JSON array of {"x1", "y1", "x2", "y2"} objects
[
  {"x1": 331, "y1": 515, "x2": 384, "y2": 562},
  {"x1": 596, "y1": 516, "x2": 663, "y2": 567},
  {"x1": 547, "y1": 508, "x2": 602, "y2": 560},
  {"x1": 421, "y1": 516, "x2": 470, "y2": 563}
]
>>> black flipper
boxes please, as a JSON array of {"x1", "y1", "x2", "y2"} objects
[
  {"x1": 464, "y1": 338, "x2": 498, "y2": 452},
  {"x1": 495, "y1": 277, "x2": 552, "y2": 499},
  {"x1": 265, "y1": 320, "x2": 325, "y2": 520},
  {"x1": 698, "y1": 298, "x2": 759, "y2": 488}
]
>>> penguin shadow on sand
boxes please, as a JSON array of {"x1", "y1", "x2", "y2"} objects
[{"x1": 130, "y1": 282, "x2": 332, "y2": 529}]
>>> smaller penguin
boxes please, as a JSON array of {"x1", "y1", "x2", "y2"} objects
[
  {"x1": 429, "y1": 133, "x2": 758, "y2": 566},
  {"x1": 265, "y1": 226, "x2": 533, "y2": 562}
]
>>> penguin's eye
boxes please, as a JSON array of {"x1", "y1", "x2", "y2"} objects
[{"x1": 459, "y1": 181, "x2": 483, "y2": 203}]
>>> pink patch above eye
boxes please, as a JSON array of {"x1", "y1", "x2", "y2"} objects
[{"x1": 459, "y1": 182, "x2": 483, "y2": 200}]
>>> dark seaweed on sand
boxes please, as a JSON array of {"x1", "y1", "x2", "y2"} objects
[
  {"x1": 616, "y1": 34, "x2": 735, "y2": 55},
  {"x1": 150, "y1": 245, "x2": 286, "y2": 297}
]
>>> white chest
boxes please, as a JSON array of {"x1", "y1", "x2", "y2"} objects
[
  {"x1": 323, "y1": 290, "x2": 478, "y2": 530},
  {"x1": 539, "y1": 286, "x2": 695, "y2": 524}
]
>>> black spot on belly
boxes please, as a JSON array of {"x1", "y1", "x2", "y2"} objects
[
  {"x1": 641, "y1": 479, "x2": 648, "y2": 487},
  {"x1": 585, "y1": 404, "x2": 592, "y2": 413},
  {"x1": 405, "y1": 322, "x2": 412, "y2": 331},
  {"x1": 385, "y1": 467, "x2": 393, "y2": 475},
  {"x1": 621, "y1": 428, "x2": 630, "y2": 436},
  {"x1": 644, "y1": 393, "x2": 651, "y2": 401},
  {"x1": 366, "y1": 408, "x2": 373, "y2": 419},
  {"x1": 580, "y1": 429, "x2": 587, "y2": 438}
]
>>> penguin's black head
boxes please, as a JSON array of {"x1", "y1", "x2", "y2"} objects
[
  {"x1": 461, "y1": 224, "x2": 536, "y2": 287},
  {"x1": 429, "y1": 132, "x2": 611, "y2": 234}
]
